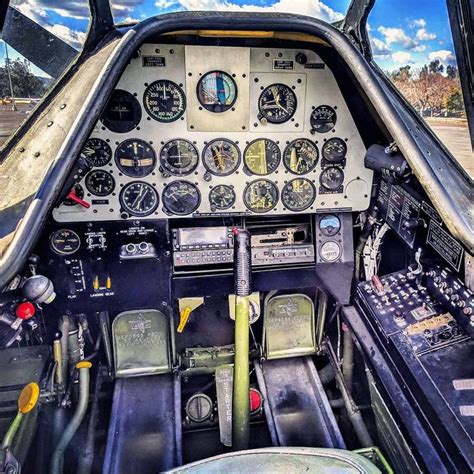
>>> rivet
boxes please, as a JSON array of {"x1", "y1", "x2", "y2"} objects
[
  {"x1": 34, "y1": 152, "x2": 40, "y2": 157},
  {"x1": 60, "y1": 104, "x2": 66, "y2": 109},
  {"x1": 19, "y1": 147, "x2": 25, "y2": 152},
  {"x1": 47, "y1": 121, "x2": 53, "y2": 127}
]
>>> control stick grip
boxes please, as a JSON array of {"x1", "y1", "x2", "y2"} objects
[{"x1": 234, "y1": 229, "x2": 251, "y2": 297}]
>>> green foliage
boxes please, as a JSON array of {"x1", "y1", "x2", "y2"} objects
[
  {"x1": 446, "y1": 65, "x2": 458, "y2": 79},
  {"x1": 428, "y1": 59, "x2": 444, "y2": 74},
  {"x1": 0, "y1": 58, "x2": 47, "y2": 98},
  {"x1": 445, "y1": 89, "x2": 464, "y2": 112}
]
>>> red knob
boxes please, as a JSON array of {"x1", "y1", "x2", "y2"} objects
[
  {"x1": 16, "y1": 302, "x2": 36, "y2": 320},
  {"x1": 66, "y1": 190, "x2": 90, "y2": 209}
]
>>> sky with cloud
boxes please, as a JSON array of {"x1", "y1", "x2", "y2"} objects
[{"x1": 1, "y1": 0, "x2": 458, "y2": 77}]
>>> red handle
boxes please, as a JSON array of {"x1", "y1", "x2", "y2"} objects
[{"x1": 67, "y1": 190, "x2": 90, "y2": 209}]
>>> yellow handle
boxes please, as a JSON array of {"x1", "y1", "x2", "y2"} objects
[
  {"x1": 18, "y1": 382, "x2": 40, "y2": 414},
  {"x1": 177, "y1": 307, "x2": 192, "y2": 333}
]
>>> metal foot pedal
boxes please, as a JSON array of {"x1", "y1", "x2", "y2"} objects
[
  {"x1": 264, "y1": 294, "x2": 316, "y2": 359},
  {"x1": 112, "y1": 309, "x2": 171, "y2": 378}
]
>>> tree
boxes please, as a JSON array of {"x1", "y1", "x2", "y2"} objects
[
  {"x1": 445, "y1": 88, "x2": 464, "y2": 112},
  {"x1": 429, "y1": 59, "x2": 444, "y2": 74},
  {"x1": 0, "y1": 58, "x2": 46, "y2": 98},
  {"x1": 446, "y1": 65, "x2": 458, "y2": 79}
]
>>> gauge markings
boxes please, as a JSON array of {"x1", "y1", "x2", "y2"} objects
[
  {"x1": 281, "y1": 178, "x2": 316, "y2": 211},
  {"x1": 115, "y1": 139, "x2": 156, "y2": 177},
  {"x1": 162, "y1": 181, "x2": 201, "y2": 215},
  {"x1": 244, "y1": 139, "x2": 280, "y2": 175},
  {"x1": 283, "y1": 139, "x2": 319, "y2": 175},
  {"x1": 322, "y1": 137, "x2": 347, "y2": 164},
  {"x1": 85, "y1": 170, "x2": 115, "y2": 196},
  {"x1": 202, "y1": 139, "x2": 240, "y2": 176},
  {"x1": 160, "y1": 139, "x2": 199, "y2": 176},
  {"x1": 143, "y1": 80, "x2": 186, "y2": 123},
  {"x1": 243, "y1": 179, "x2": 279, "y2": 213},
  {"x1": 258, "y1": 83, "x2": 297, "y2": 124},
  {"x1": 120, "y1": 181, "x2": 159, "y2": 217},
  {"x1": 197, "y1": 71, "x2": 237, "y2": 113},
  {"x1": 80, "y1": 138, "x2": 112, "y2": 167},
  {"x1": 310, "y1": 105, "x2": 337, "y2": 133},
  {"x1": 209, "y1": 185, "x2": 236, "y2": 210}
]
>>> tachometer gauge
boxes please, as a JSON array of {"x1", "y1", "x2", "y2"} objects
[
  {"x1": 120, "y1": 181, "x2": 159, "y2": 217},
  {"x1": 258, "y1": 83, "x2": 297, "y2": 124},
  {"x1": 320, "y1": 167, "x2": 345, "y2": 191},
  {"x1": 322, "y1": 138, "x2": 347, "y2": 163},
  {"x1": 160, "y1": 139, "x2": 199, "y2": 176},
  {"x1": 115, "y1": 139, "x2": 156, "y2": 177},
  {"x1": 80, "y1": 138, "x2": 112, "y2": 167},
  {"x1": 281, "y1": 178, "x2": 316, "y2": 211},
  {"x1": 202, "y1": 139, "x2": 240, "y2": 176},
  {"x1": 197, "y1": 71, "x2": 237, "y2": 113},
  {"x1": 143, "y1": 80, "x2": 186, "y2": 123},
  {"x1": 50, "y1": 229, "x2": 81, "y2": 255},
  {"x1": 162, "y1": 181, "x2": 201, "y2": 215},
  {"x1": 209, "y1": 185, "x2": 236, "y2": 210},
  {"x1": 85, "y1": 170, "x2": 115, "y2": 196},
  {"x1": 283, "y1": 139, "x2": 319, "y2": 175},
  {"x1": 244, "y1": 139, "x2": 280, "y2": 175},
  {"x1": 101, "y1": 89, "x2": 141, "y2": 133},
  {"x1": 310, "y1": 105, "x2": 337, "y2": 133},
  {"x1": 243, "y1": 179, "x2": 279, "y2": 213},
  {"x1": 319, "y1": 214, "x2": 341, "y2": 236}
]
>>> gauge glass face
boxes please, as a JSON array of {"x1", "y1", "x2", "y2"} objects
[
  {"x1": 101, "y1": 89, "x2": 141, "y2": 133},
  {"x1": 319, "y1": 214, "x2": 341, "y2": 236},
  {"x1": 320, "y1": 167, "x2": 345, "y2": 191},
  {"x1": 143, "y1": 80, "x2": 186, "y2": 123},
  {"x1": 320, "y1": 241, "x2": 341, "y2": 262},
  {"x1": 197, "y1": 71, "x2": 237, "y2": 113},
  {"x1": 115, "y1": 139, "x2": 156, "y2": 177},
  {"x1": 322, "y1": 138, "x2": 347, "y2": 163},
  {"x1": 202, "y1": 139, "x2": 240, "y2": 176},
  {"x1": 244, "y1": 179, "x2": 279, "y2": 213},
  {"x1": 50, "y1": 229, "x2": 81, "y2": 255},
  {"x1": 120, "y1": 182, "x2": 159, "y2": 217},
  {"x1": 244, "y1": 139, "x2": 280, "y2": 175},
  {"x1": 281, "y1": 179, "x2": 316, "y2": 211},
  {"x1": 162, "y1": 181, "x2": 201, "y2": 215},
  {"x1": 160, "y1": 139, "x2": 199, "y2": 176},
  {"x1": 258, "y1": 83, "x2": 297, "y2": 124},
  {"x1": 310, "y1": 105, "x2": 337, "y2": 133},
  {"x1": 209, "y1": 185, "x2": 236, "y2": 210},
  {"x1": 64, "y1": 184, "x2": 84, "y2": 206},
  {"x1": 283, "y1": 139, "x2": 319, "y2": 175},
  {"x1": 85, "y1": 170, "x2": 115, "y2": 197},
  {"x1": 80, "y1": 138, "x2": 112, "y2": 167}
]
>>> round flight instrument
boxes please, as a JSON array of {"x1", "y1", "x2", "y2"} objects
[
  {"x1": 258, "y1": 84, "x2": 297, "y2": 124},
  {"x1": 119, "y1": 182, "x2": 159, "y2": 217},
  {"x1": 197, "y1": 71, "x2": 237, "y2": 113},
  {"x1": 115, "y1": 139, "x2": 156, "y2": 177},
  {"x1": 283, "y1": 139, "x2": 319, "y2": 175},
  {"x1": 50, "y1": 229, "x2": 81, "y2": 255},
  {"x1": 160, "y1": 139, "x2": 199, "y2": 176},
  {"x1": 143, "y1": 80, "x2": 186, "y2": 123},
  {"x1": 310, "y1": 105, "x2": 337, "y2": 133},
  {"x1": 85, "y1": 170, "x2": 115, "y2": 196},
  {"x1": 202, "y1": 139, "x2": 240, "y2": 176},
  {"x1": 244, "y1": 139, "x2": 280, "y2": 175},
  {"x1": 80, "y1": 138, "x2": 112, "y2": 167},
  {"x1": 101, "y1": 89, "x2": 141, "y2": 133},
  {"x1": 209, "y1": 185, "x2": 236, "y2": 210},
  {"x1": 281, "y1": 179, "x2": 316, "y2": 211},
  {"x1": 243, "y1": 179, "x2": 279, "y2": 213},
  {"x1": 320, "y1": 167, "x2": 345, "y2": 191},
  {"x1": 319, "y1": 214, "x2": 341, "y2": 236},
  {"x1": 162, "y1": 181, "x2": 201, "y2": 215},
  {"x1": 322, "y1": 138, "x2": 347, "y2": 163}
]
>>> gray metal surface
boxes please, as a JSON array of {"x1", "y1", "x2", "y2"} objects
[
  {"x1": 254, "y1": 356, "x2": 345, "y2": 448},
  {"x1": 53, "y1": 44, "x2": 372, "y2": 223},
  {"x1": 103, "y1": 373, "x2": 182, "y2": 473}
]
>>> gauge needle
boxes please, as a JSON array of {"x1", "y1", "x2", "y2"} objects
[
  {"x1": 132, "y1": 186, "x2": 145, "y2": 208},
  {"x1": 162, "y1": 84, "x2": 168, "y2": 100}
]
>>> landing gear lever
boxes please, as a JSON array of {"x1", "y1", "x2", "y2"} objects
[{"x1": 232, "y1": 228, "x2": 251, "y2": 451}]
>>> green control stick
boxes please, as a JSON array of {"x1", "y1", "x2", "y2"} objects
[{"x1": 232, "y1": 228, "x2": 251, "y2": 451}]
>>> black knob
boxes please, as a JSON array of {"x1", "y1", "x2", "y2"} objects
[{"x1": 295, "y1": 53, "x2": 307, "y2": 65}]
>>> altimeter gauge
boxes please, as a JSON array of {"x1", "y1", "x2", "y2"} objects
[
  {"x1": 283, "y1": 139, "x2": 319, "y2": 175},
  {"x1": 281, "y1": 178, "x2": 316, "y2": 211},
  {"x1": 202, "y1": 139, "x2": 240, "y2": 176},
  {"x1": 119, "y1": 181, "x2": 159, "y2": 217},
  {"x1": 143, "y1": 80, "x2": 186, "y2": 123},
  {"x1": 243, "y1": 139, "x2": 280, "y2": 175},
  {"x1": 243, "y1": 179, "x2": 279, "y2": 213},
  {"x1": 258, "y1": 83, "x2": 297, "y2": 124}
]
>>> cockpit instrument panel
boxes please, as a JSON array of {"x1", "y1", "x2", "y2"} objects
[{"x1": 53, "y1": 45, "x2": 372, "y2": 222}]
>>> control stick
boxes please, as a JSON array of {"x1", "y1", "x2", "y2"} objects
[{"x1": 232, "y1": 228, "x2": 251, "y2": 451}]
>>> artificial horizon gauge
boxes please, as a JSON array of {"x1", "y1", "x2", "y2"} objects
[
  {"x1": 283, "y1": 139, "x2": 319, "y2": 175},
  {"x1": 258, "y1": 83, "x2": 297, "y2": 124},
  {"x1": 119, "y1": 181, "x2": 159, "y2": 217},
  {"x1": 115, "y1": 139, "x2": 156, "y2": 177},
  {"x1": 209, "y1": 185, "x2": 236, "y2": 210},
  {"x1": 159, "y1": 139, "x2": 199, "y2": 175},
  {"x1": 243, "y1": 179, "x2": 279, "y2": 213},
  {"x1": 281, "y1": 178, "x2": 316, "y2": 211},
  {"x1": 84, "y1": 170, "x2": 115, "y2": 196},
  {"x1": 101, "y1": 89, "x2": 142, "y2": 133},
  {"x1": 202, "y1": 139, "x2": 240, "y2": 176},
  {"x1": 243, "y1": 139, "x2": 281, "y2": 175},
  {"x1": 310, "y1": 105, "x2": 337, "y2": 133},
  {"x1": 322, "y1": 137, "x2": 347, "y2": 163},
  {"x1": 319, "y1": 214, "x2": 341, "y2": 236},
  {"x1": 143, "y1": 80, "x2": 186, "y2": 123},
  {"x1": 197, "y1": 71, "x2": 237, "y2": 113},
  {"x1": 162, "y1": 180, "x2": 201, "y2": 215},
  {"x1": 50, "y1": 229, "x2": 81, "y2": 255},
  {"x1": 80, "y1": 138, "x2": 112, "y2": 167},
  {"x1": 320, "y1": 167, "x2": 345, "y2": 191}
]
